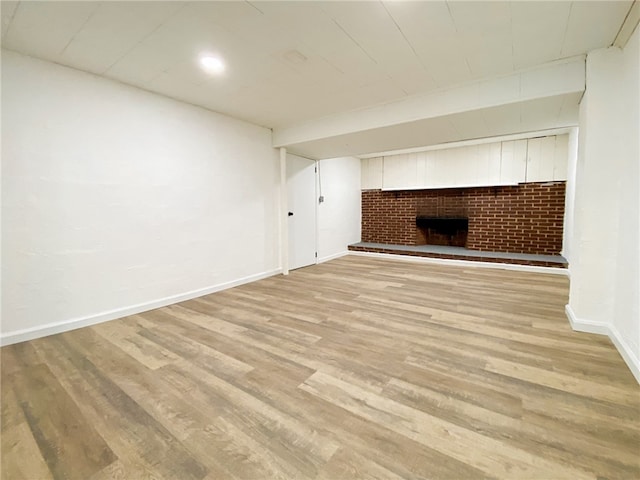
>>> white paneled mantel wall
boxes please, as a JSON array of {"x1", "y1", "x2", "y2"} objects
[{"x1": 361, "y1": 133, "x2": 569, "y2": 191}]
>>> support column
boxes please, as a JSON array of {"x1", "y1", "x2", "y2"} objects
[{"x1": 279, "y1": 147, "x2": 289, "y2": 275}]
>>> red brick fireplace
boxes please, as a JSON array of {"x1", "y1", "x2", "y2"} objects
[{"x1": 360, "y1": 182, "x2": 566, "y2": 255}]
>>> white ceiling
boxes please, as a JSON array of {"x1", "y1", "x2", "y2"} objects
[{"x1": 0, "y1": 1, "x2": 634, "y2": 157}]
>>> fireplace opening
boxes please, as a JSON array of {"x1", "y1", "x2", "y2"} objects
[
  {"x1": 416, "y1": 216, "x2": 468, "y2": 247},
  {"x1": 415, "y1": 193, "x2": 468, "y2": 247}
]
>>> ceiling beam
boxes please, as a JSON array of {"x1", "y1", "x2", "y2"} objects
[{"x1": 272, "y1": 56, "x2": 586, "y2": 151}]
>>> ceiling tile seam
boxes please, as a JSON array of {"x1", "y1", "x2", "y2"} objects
[
  {"x1": 558, "y1": 1, "x2": 574, "y2": 58},
  {"x1": 282, "y1": 36, "x2": 346, "y2": 79},
  {"x1": 379, "y1": 1, "x2": 438, "y2": 86},
  {"x1": 613, "y1": 0, "x2": 640, "y2": 48},
  {"x1": 101, "y1": 2, "x2": 189, "y2": 77},
  {"x1": 1, "y1": 1, "x2": 20, "y2": 43},
  {"x1": 509, "y1": 2, "x2": 515, "y2": 71},
  {"x1": 245, "y1": 1, "x2": 264, "y2": 16},
  {"x1": 445, "y1": 1, "x2": 458, "y2": 33},
  {"x1": 464, "y1": 58, "x2": 473, "y2": 76},
  {"x1": 328, "y1": 17, "x2": 378, "y2": 65},
  {"x1": 314, "y1": 51, "x2": 346, "y2": 76},
  {"x1": 58, "y1": 2, "x2": 101, "y2": 57}
]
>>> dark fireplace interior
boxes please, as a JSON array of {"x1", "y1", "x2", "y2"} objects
[
  {"x1": 416, "y1": 217, "x2": 468, "y2": 247},
  {"x1": 415, "y1": 193, "x2": 468, "y2": 247}
]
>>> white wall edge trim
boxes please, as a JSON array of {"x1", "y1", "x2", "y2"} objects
[
  {"x1": 0, "y1": 268, "x2": 282, "y2": 347},
  {"x1": 348, "y1": 251, "x2": 569, "y2": 275},
  {"x1": 318, "y1": 251, "x2": 350, "y2": 264},
  {"x1": 565, "y1": 304, "x2": 640, "y2": 384}
]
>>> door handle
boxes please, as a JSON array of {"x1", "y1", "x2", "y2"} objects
[{"x1": 288, "y1": 212, "x2": 294, "y2": 216}]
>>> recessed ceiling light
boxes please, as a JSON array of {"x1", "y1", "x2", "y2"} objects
[{"x1": 199, "y1": 54, "x2": 225, "y2": 75}]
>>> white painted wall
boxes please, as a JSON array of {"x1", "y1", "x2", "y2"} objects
[
  {"x1": 567, "y1": 27, "x2": 640, "y2": 382},
  {"x1": 1, "y1": 50, "x2": 280, "y2": 344},
  {"x1": 317, "y1": 157, "x2": 361, "y2": 262}
]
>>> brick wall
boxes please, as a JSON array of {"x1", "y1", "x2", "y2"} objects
[
  {"x1": 416, "y1": 191, "x2": 467, "y2": 218},
  {"x1": 361, "y1": 182, "x2": 566, "y2": 255},
  {"x1": 361, "y1": 190, "x2": 417, "y2": 245}
]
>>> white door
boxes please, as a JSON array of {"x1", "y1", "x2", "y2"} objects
[{"x1": 287, "y1": 154, "x2": 317, "y2": 270}]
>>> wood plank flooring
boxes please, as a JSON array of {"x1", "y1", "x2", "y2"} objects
[{"x1": 2, "y1": 255, "x2": 639, "y2": 479}]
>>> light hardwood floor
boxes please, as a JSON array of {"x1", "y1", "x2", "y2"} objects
[{"x1": 2, "y1": 256, "x2": 639, "y2": 479}]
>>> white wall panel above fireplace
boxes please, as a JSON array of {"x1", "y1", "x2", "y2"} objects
[
  {"x1": 364, "y1": 133, "x2": 569, "y2": 191},
  {"x1": 383, "y1": 153, "x2": 418, "y2": 189},
  {"x1": 468, "y1": 143, "x2": 503, "y2": 186},
  {"x1": 361, "y1": 157, "x2": 383, "y2": 189},
  {"x1": 526, "y1": 135, "x2": 569, "y2": 182},
  {"x1": 381, "y1": 141, "x2": 507, "y2": 190},
  {"x1": 500, "y1": 139, "x2": 528, "y2": 185}
]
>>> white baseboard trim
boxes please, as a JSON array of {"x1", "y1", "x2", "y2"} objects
[
  {"x1": 609, "y1": 324, "x2": 640, "y2": 384},
  {"x1": 564, "y1": 304, "x2": 610, "y2": 335},
  {"x1": 565, "y1": 304, "x2": 640, "y2": 384},
  {"x1": 348, "y1": 251, "x2": 569, "y2": 275},
  {"x1": 317, "y1": 251, "x2": 350, "y2": 264},
  {"x1": 0, "y1": 268, "x2": 282, "y2": 347}
]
